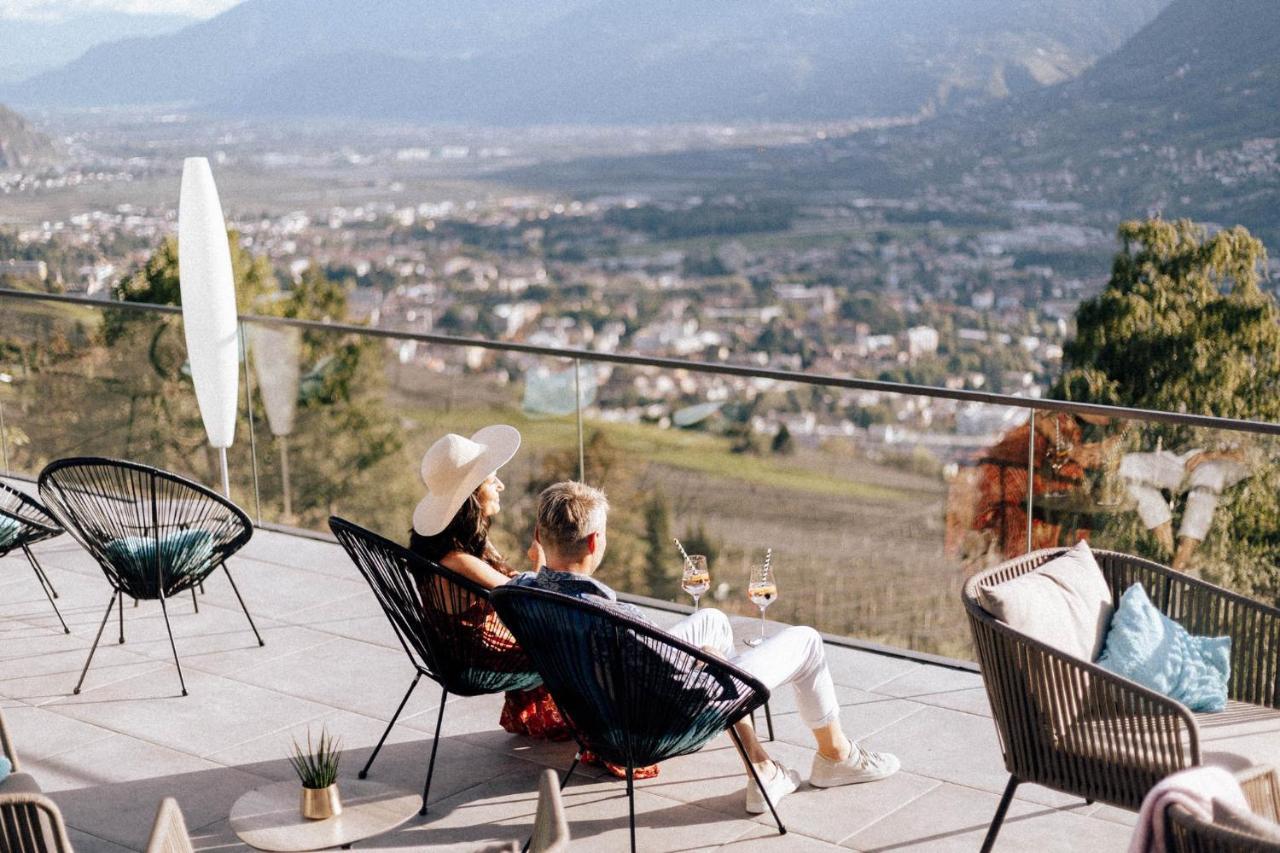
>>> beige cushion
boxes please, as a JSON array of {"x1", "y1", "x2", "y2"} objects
[
  {"x1": 1212, "y1": 798, "x2": 1280, "y2": 843},
  {"x1": 979, "y1": 540, "x2": 1114, "y2": 661}
]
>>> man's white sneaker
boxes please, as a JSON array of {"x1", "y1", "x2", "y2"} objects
[
  {"x1": 809, "y1": 747, "x2": 900, "y2": 788},
  {"x1": 744, "y1": 760, "x2": 800, "y2": 814}
]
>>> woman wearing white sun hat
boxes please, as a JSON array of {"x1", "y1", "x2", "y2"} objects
[
  {"x1": 408, "y1": 424, "x2": 541, "y2": 586},
  {"x1": 407, "y1": 424, "x2": 573, "y2": 741}
]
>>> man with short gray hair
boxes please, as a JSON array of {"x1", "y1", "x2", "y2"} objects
[{"x1": 513, "y1": 481, "x2": 899, "y2": 815}]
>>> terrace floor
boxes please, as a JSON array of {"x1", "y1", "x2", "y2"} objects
[{"x1": 0, "y1": 484, "x2": 1136, "y2": 852}]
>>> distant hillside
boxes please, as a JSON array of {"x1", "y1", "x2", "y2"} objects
[
  {"x1": 0, "y1": 105, "x2": 59, "y2": 170},
  {"x1": 0, "y1": 11, "x2": 197, "y2": 84},
  {"x1": 4, "y1": 0, "x2": 1170, "y2": 122}
]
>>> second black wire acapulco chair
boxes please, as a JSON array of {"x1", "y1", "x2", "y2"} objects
[
  {"x1": 490, "y1": 585, "x2": 786, "y2": 853},
  {"x1": 328, "y1": 516, "x2": 542, "y2": 816},
  {"x1": 0, "y1": 481, "x2": 70, "y2": 634},
  {"x1": 37, "y1": 457, "x2": 262, "y2": 697}
]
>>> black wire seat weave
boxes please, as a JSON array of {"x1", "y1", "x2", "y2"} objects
[
  {"x1": 328, "y1": 516, "x2": 541, "y2": 815},
  {"x1": 37, "y1": 457, "x2": 260, "y2": 697},
  {"x1": 0, "y1": 481, "x2": 70, "y2": 633},
  {"x1": 490, "y1": 585, "x2": 785, "y2": 851}
]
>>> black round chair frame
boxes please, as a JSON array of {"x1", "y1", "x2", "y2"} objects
[
  {"x1": 0, "y1": 481, "x2": 70, "y2": 634},
  {"x1": 37, "y1": 457, "x2": 262, "y2": 698},
  {"x1": 328, "y1": 516, "x2": 542, "y2": 817},
  {"x1": 490, "y1": 584, "x2": 786, "y2": 853}
]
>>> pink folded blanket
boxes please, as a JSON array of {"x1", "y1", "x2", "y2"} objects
[{"x1": 1129, "y1": 766, "x2": 1247, "y2": 853}]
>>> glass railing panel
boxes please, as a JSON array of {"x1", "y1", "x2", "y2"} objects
[
  {"x1": 1045, "y1": 415, "x2": 1280, "y2": 603},
  {"x1": 0, "y1": 296, "x2": 257, "y2": 499},
  {"x1": 576, "y1": 356, "x2": 1034, "y2": 659},
  {"x1": 240, "y1": 316, "x2": 582, "y2": 551}
]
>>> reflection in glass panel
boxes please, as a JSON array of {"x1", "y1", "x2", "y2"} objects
[
  {"x1": 578, "y1": 357, "x2": 1032, "y2": 659},
  {"x1": 241, "y1": 317, "x2": 580, "y2": 558},
  {"x1": 0, "y1": 297, "x2": 255, "y2": 499}
]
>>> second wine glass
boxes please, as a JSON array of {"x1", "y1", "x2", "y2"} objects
[
  {"x1": 681, "y1": 554, "x2": 710, "y2": 610},
  {"x1": 744, "y1": 555, "x2": 777, "y2": 647}
]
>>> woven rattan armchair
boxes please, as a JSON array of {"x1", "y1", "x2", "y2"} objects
[
  {"x1": 0, "y1": 708, "x2": 74, "y2": 853},
  {"x1": 0, "y1": 482, "x2": 69, "y2": 634},
  {"x1": 1165, "y1": 766, "x2": 1280, "y2": 852},
  {"x1": 490, "y1": 584, "x2": 783, "y2": 853},
  {"x1": 964, "y1": 547, "x2": 1280, "y2": 852},
  {"x1": 38, "y1": 457, "x2": 262, "y2": 697},
  {"x1": 329, "y1": 517, "x2": 542, "y2": 816}
]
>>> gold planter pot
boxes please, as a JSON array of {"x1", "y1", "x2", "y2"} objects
[{"x1": 300, "y1": 783, "x2": 342, "y2": 820}]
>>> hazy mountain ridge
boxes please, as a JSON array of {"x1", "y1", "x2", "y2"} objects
[
  {"x1": 0, "y1": 104, "x2": 61, "y2": 169},
  {"x1": 6, "y1": 0, "x2": 1169, "y2": 122},
  {"x1": 0, "y1": 11, "x2": 197, "y2": 84}
]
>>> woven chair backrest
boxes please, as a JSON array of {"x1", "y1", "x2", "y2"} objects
[
  {"x1": 491, "y1": 585, "x2": 768, "y2": 768},
  {"x1": 1166, "y1": 803, "x2": 1280, "y2": 853},
  {"x1": 0, "y1": 798, "x2": 71, "y2": 853},
  {"x1": 0, "y1": 482, "x2": 59, "y2": 535},
  {"x1": 328, "y1": 516, "x2": 539, "y2": 696},
  {"x1": 37, "y1": 457, "x2": 251, "y2": 598}
]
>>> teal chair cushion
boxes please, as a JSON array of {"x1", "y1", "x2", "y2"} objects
[
  {"x1": 103, "y1": 530, "x2": 215, "y2": 597},
  {"x1": 0, "y1": 755, "x2": 11, "y2": 785},
  {"x1": 0, "y1": 515, "x2": 20, "y2": 550}
]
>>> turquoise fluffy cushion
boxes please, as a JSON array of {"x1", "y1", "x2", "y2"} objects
[
  {"x1": 0, "y1": 514, "x2": 21, "y2": 550},
  {"x1": 1097, "y1": 583, "x2": 1231, "y2": 712},
  {"x1": 103, "y1": 530, "x2": 215, "y2": 596},
  {"x1": 0, "y1": 755, "x2": 11, "y2": 784}
]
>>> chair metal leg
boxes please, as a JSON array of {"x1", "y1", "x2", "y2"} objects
[
  {"x1": 360, "y1": 672, "x2": 423, "y2": 779},
  {"x1": 419, "y1": 686, "x2": 448, "y2": 816},
  {"x1": 763, "y1": 700, "x2": 775, "y2": 741},
  {"x1": 980, "y1": 776, "x2": 1019, "y2": 853},
  {"x1": 560, "y1": 752, "x2": 581, "y2": 791},
  {"x1": 22, "y1": 544, "x2": 58, "y2": 598},
  {"x1": 73, "y1": 594, "x2": 117, "y2": 694},
  {"x1": 23, "y1": 544, "x2": 69, "y2": 634},
  {"x1": 117, "y1": 591, "x2": 125, "y2": 643},
  {"x1": 728, "y1": 725, "x2": 786, "y2": 835},
  {"x1": 221, "y1": 561, "x2": 264, "y2": 646},
  {"x1": 158, "y1": 591, "x2": 188, "y2": 697},
  {"x1": 626, "y1": 765, "x2": 637, "y2": 853}
]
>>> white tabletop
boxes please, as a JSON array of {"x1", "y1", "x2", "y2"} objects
[{"x1": 229, "y1": 779, "x2": 420, "y2": 852}]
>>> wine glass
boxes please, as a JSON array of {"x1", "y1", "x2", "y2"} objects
[
  {"x1": 681, "y1": 554, "x2": 710, "y2": 610},
  {"x1": 744, "y1": 557, "x2": 777, "y2": 647}
]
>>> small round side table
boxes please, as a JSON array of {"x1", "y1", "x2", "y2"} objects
[{"x1": 230, "y1": 779, "x2": 419, "y2": 851}]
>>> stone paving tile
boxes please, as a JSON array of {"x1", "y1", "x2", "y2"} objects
[
  {"x1": 0, "y1": 628, "x2": 170, "y2": 707},
  {"x1": 33, "y1": 735, "x2": 273, "y2": 851},
  {"x1": 724, "y1": 823, "x2": 848, "y2": 851},
  {"x1": 48, "y1": 666, "x2": 334, "y2": 758},
  {"x1": 843, "y1": 781, "x2": 1131, "y2": 852},
  {"x1": 820, "y1": 645, "x2": 925, "y2": 692},
  {"x1": 869, "y1": 663, "x2": 992, "y2": 717},
  {"x1": 228, "y1": 635, "x2": 433, "y2": 722},
  {"x1": 857, "y1": 703, "x2": 1088, "y2": 810},
  {"x1": 238, "y1": 529, "x2": 355, "y2": 580},
  {"x1": 67, "y1": 828, "x2": 137, "y2": 853},
  {"x1": 1, "y1": 703, "x2": 118, "y2": 763},
  {"x1": 760, "y1": 687, "x2": 925, "y2": 749}
]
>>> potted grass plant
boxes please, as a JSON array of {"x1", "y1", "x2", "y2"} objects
[{"x1": 289, "y1": 727, "x2": 343, "y2": 820}]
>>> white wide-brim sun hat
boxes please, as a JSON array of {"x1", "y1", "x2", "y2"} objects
[{"x1": 412, "y1": 424, "x2": 521, "y2": 536}]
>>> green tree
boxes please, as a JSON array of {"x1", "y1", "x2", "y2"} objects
[
  {"x1": 771, "y1": 423, "x2": 796, "y2": 455},
  {"x1": 1056, "y1": 219, "x2": 1280, "y2": 423},
  {"x1": 642, "y1": 494, "x2": 679, "y2": 598},
  {"x1": 1054, "y1": 218, "x2": 1280, "y2": 598}
]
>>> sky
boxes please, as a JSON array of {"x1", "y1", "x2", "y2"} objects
[{"x1": 0, "y1": 0, "x2": 243, "y2": 19}]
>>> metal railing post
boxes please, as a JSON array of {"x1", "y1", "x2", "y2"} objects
[
  {"x1": 0, "y1": 396, "x2": 9, "y2": 475},
  {"x1": 239, "y1": 321, "x2": 263, "y2": 525},
  {"x1": 574, "y1": 358, "x2": 585, "y2": 482},
  {"x1": 1026, "y1": 410, "x2": 1035, "y2": 555}
]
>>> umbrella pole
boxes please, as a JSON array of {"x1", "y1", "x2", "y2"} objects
[{"x1": 219, "y1": 447, "x2": 231, "y2": 499}]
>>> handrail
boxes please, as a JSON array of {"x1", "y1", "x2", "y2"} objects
[{"x1": 5, "y1": 286, "x2": 1280, "y2": 436}]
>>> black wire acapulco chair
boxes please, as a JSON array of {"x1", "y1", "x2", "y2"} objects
[
  {"x1": 490, "y1": 585, "x2": 786, "y2": 853},
  {"x1": 38, "y1": 457, "x2": 262, "y2": 697},
  {"x1": 328, "y1": 517, "x2": 542, "y2": 816},
  {"x1": 0, "y1": 482, "x2": 70, "y2": 634}
]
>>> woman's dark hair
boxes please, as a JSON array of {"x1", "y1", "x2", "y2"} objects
[{"x1": 409, "y1": 487, "x2": 511, "y2": 574}]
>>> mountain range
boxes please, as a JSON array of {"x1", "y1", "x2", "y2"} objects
[
  {"x1": 0, "y1": 104, "x2": 60, "y2": 169},
  {"x1": 4, "y1": 0, "x2": 1170, "y2": 122},
  {"x1": 0, "y1": 11, "x2": 197, "y2": 85}
]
